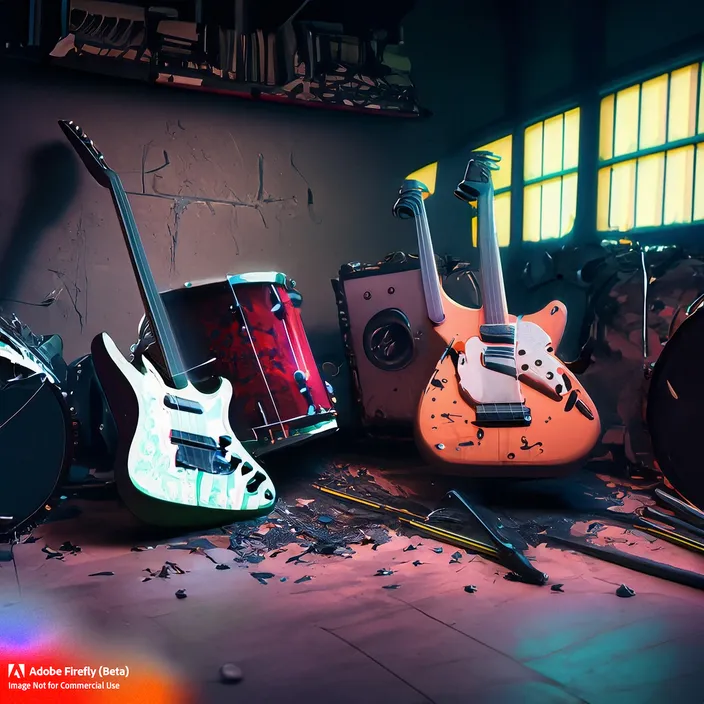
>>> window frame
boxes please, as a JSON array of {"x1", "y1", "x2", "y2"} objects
[
  {"x1": 595, "y1": 59, "x2": 704, "y2": 237},
  {"x1": 520, "y1": 106, "x2": 581, "y2": 243}
]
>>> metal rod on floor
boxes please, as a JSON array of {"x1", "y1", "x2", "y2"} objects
[{"x1": 547, "y1": 534, "x2": 704, "y2": 591}]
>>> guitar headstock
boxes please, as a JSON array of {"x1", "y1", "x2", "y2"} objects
[
  {"x1": 455, "y1": 151, "x2": 502, "y2": 204},
  {"x1": 58, "y1": 120, "x2": 113, "y2": 189},
  {"x1": 392, "y1": 179, "x2": 430, "y2": 220}
]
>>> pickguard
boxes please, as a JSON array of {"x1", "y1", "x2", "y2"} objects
[
  {"x1": 514, "y1": 319, "x2": 566, "y2": 401},
  {"x1": 456, "y1": 320, "x2": 567, "y2": 406}
]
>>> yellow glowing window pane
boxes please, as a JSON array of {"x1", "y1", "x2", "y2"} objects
[
  {"x1": 635, "y1": 153, "x2": 665, "y2": 228},
  {"x1": 664, "y1": 145, "x2": 695, "y2": 225},
  {"x1": 471, "y1": 193, "x2": 511, "y2": 248},
  {"x1": 610, "y1": 160, "x2": 636, "y2": 231},
  {"x1": 523, "y1": 184, "x2": 541, "y2": 242},
  {"x1": 477, "y1": 135, "x2": 513, "y2": 191},
  {"x1": 495, "y1": 192, "x2": 511, "y2": 247},
  {"x1": 694, "y1": 145, "x2": 704, "y2": 221},
  {"x1": 405, "y1": 161, "x2": 438, "y2": 195},
  {"x1": 561, "y1": 173, "x2": 578, "y2": 236},
  {"x1": 563, "y1": 108, "x2": 580, "y2": 170},
  {"x1": 668, "y1": 64, "x2": 699, "y2": 142},
  {"x1": 542, "y1": 115, "x2": 564, "y2": 175},
  {"x1": 614, "y1": 85, "x2": 640, "y2": 157},
  {"x1": 597, "y1": 168, "x2": 611, "y2": 230},
  {"x1": 699, "y1": 64, "x2": 704, "y2": 134},
  {"x1": 540, "y1": 177, "x2": 562, "y2": 239},
  {"x1": 524, "y1": 123, "x2": 544, "y2": 180},
  {"x1": 599, "y1": 95, "x2": 615, "y2": 161},
  {"x1": 639, "y1": 75, "x2": 668, "y2": 149}
]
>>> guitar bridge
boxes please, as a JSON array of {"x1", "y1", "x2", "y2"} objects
[{"x1": 475, "y1": 403, "x2": 532, "y2": 427}]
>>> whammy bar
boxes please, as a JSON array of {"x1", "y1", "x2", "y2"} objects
[{"x1": 312, "y1": 485, "x2": 548, "y2": 586}]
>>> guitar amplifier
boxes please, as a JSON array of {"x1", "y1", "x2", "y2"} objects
[{"x1": 332, "y1": 252, "x2": 480, "y2": 432}]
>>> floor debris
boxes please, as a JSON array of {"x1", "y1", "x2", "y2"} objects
[
  {"x1": 464, "y1": 585, "x2": 478, "y2": 593},
  {"x1": 551, "y1": 584, "x2": 565, "y2": 592},
  {"x1": 251, "y1": 572, "x2": 275, "y2": 585},
  {"x1": 88, "y1": 571, "x2": 114, "y2": 577},
  {"x1": 382, "y1": 584, "x2": 401, "y2": 590},
  {"x1": 59, "y1": 541, "x2": 82, "y2": 554},
  {"x1": 219, "y1": 663, "x2": 243, "y2": 684},
  {"x1": 294, "y1": 575, "x2": 312, "y2": 584},
  {"x1": 616, "y1": 583, "x2": 636, "y2": 598},
  {"x1": 42, "y1": 546, "x2": 64, "y2": 559},
  {"x1": 175, "y1": 589, "x2": 187, "y2": 599},
  {"x1": 375, "y1": 568, "x2": 393, "y2": 576}
]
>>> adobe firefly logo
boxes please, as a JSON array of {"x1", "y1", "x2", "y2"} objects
[{"x1": 7, "y1": 664, "x2": 25, "y2": 678}]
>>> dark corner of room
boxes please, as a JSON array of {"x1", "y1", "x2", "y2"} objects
[{"x1": 1, "y1": 0, "x2": 704, "y2": 702}]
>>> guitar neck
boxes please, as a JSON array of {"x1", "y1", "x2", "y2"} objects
[
  {"x1": 395, "y1": 180, "x2": 445, "y2": 325},
  {"x1": 476, "y1": 187, "x2": 509, "y2": 326},
  {"x1": 107, "y1": 178, "x2": 188, "y2": 389}
]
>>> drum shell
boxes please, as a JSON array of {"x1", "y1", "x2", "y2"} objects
[
  {"x1": 155, "y1": 275, "x2": 336, "y2": 454},
  {"x1": 647, "y1": 303, "x2": 704, "y2": 508},
  {"x1": 0, "y1": 320, "x2": 72, "y2": 532}
]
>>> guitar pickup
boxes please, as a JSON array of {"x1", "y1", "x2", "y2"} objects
[
  {"x1": 479, "y1": 324, "x2": 515, "y2": 344},
  {"x1": 164, "y1": 394, "x2": 203, "y2": 414},
  {"x1": 482, "y1": 346, "x2": 517, "y2": 377},
  {"x1": 170, "y1": 429, "x2": 218, "y2": 450}
]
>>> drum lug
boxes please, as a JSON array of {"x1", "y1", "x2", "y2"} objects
[
  {"x1": 269, "y1": 285, "x2": 285, "y2": 320},
  {"x1": 294, "y1": 370, "x2": 315, "y2": 412}
]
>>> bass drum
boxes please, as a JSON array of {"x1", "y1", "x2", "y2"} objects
[
  {"x1": 647, "y1": 303, "x2": 704, "y2": 509},
  {"x1": 0, "y1": 318, "x2": 72, "y2": 533}
]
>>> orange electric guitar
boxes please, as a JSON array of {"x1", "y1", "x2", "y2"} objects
[{"x1": 393, "y1": 151, "x2": 601, "y2": 475}]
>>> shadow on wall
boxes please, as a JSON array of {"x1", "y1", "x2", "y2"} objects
[{"x1": 0, "y1": 142, "x2": 79, "y2": 303}]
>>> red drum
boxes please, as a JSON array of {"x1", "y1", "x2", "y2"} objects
[{"x1": 153, "y1": 272, "x2": 338, "y2": 456}]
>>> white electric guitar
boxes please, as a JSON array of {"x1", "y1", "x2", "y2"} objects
[{"x1": 59, "y1": 120, "x2": 276, "y2": 527}]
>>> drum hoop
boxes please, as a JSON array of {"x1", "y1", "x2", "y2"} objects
[
  {"x1": 226, "y1": 272, "x2": 287, "y2": 286},
  {"x1": 170, "y1": 272, "x2": 288, "y2": 291},
  {"x1": 0, "y1": 326, "x2": 61, "y2": 385}
]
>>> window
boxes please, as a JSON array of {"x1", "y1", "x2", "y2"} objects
[
  {"x1": 405, "y1": 161, "x2": 438, "y2": 195},
  {"x1": 597, "y1": 62, "x2": 704, "y2": 232},
  {"x1": 522, "y1": 108, "x2": 580, "y2": 242},
  {"x1": 471, "y1": 135, "x2": 513, "y2": 247}
]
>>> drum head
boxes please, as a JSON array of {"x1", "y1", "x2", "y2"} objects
[
  {"x1": 0, "y1": 376, "x2": 69, "y2": 531},
  {"x1": 647, "y1": 309, "x2": 704, "y2": 509}
]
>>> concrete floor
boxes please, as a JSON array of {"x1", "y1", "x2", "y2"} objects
[{"x1": 2, "y1": 452, "x2": 704, "y2": 704}]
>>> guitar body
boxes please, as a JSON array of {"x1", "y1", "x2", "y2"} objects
[
  {"x1": 416, "y1": 290, "x2": 601, "y2": 475},
  {"x1": 92, "y1": 332, "x2": 276, "y2": 527}
]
